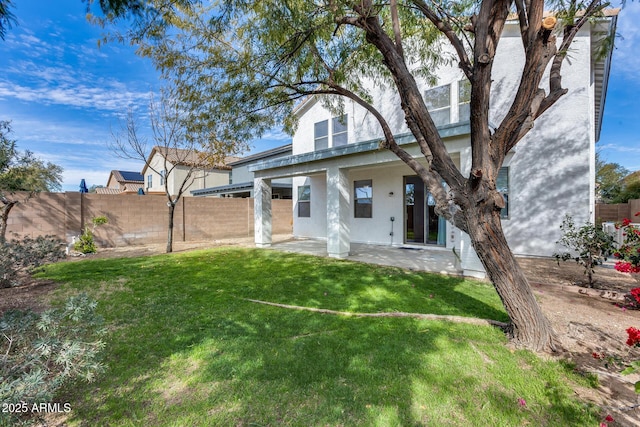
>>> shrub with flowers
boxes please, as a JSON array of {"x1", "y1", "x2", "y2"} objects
[
  {"x1": 613, "y1": 212, "x2": 640, "y2": 274},
  {"x1": 553, "y1": 215, "x2": 616, "y2": 287},
  {"x1": 621, "y1": 327, "x2": 640, "y2": 393}
]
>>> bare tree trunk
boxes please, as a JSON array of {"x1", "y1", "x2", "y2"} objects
[
  {"x1": 466, "y1": 208, "x2": 558, "y2": 352},
  {"x1": 0, "y1": 200, "x2": 17, "y2": 244},
  {"x1": 167, "y1": 203, "x2": 175, "y2": 253}
]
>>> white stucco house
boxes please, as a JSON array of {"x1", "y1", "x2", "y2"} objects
[{"x1": 250, "y1": 12, "x2": 618, "y2": 277}]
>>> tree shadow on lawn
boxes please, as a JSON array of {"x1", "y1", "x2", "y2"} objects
[
  {"x1": 216, "y1": 250, "x2": 511, "y2": 324},
  {"x1": 51, "y1": 249, "x2": 597, "y2": 426}
]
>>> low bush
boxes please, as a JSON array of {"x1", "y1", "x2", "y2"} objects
[
  {"x1": 0, "y1": 294, "x2": 106, "y2": 426},
  {"x1": 74, "y1": 216, "x2": 108, "y2": 254},
  {"x1": 553, "y1": 215, "x2": 615, "y2": 287}
]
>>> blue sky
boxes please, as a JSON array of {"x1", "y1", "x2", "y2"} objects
[{"x1": 0, "y1": 0, "x2": 638, "y2": 192}]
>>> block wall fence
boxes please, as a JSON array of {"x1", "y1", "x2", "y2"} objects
[{"x1": 5, "y1": 192, "x2": 293, "y2": 247}]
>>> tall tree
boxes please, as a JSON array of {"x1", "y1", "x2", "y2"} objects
[
  {"x1": 104, "y1": 0, "x2": 615, "y2": 351},
  {"x1": 0, "y1": 121, "x2": 63, "y2": 242},
  {"x1": 616, "y1": 173, "x2": 640, "y2": 203},
  {"x1": 596, "y1": 153, "x2": 629, "y2": 203},
  {"x1": 110, "y1": 94, "x2": 223, "y2": 253}
]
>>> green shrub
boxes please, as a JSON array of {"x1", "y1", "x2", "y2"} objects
[
  {"x1": 73, "y1": 229, "x2": 97, "y2": 254},
  {"x1": 553, "y1": 215, "x2": 615, "y2": 287},
  {"x1": 0, "y1": 235, "x2": 66, "y2": 288},
  {"x1": 0, "y1": 294, "x2": 106, "y2": 426},
  {"x1": 73, "y1": 216, "x2": 108, "y2": 254}
]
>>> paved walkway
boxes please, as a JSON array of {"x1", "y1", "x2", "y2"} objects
[{"x1": 269, "y1": 238, "x2": 462, "y2": 276}]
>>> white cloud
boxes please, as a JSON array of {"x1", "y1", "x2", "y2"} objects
[
  {"x1": 0, "y1": 79, "x2": 151, "y2": 112},
  {"x1": 259, "y1": 128, "x2": 291, "y2": 142},
  {"x1": 598, "y1": 143, "x2": 640, "y2": 154}
]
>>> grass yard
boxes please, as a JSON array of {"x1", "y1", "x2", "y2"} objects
[{"x1": 39, "y1": 247, "x2": 600, "y2": 426}]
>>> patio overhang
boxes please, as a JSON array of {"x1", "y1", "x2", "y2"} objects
[
  {"x1": 249, "y1": 122, "x2": 470, "y2": 180},
  {"x1": 191, "y1": 181, "x2": 292, "y2": 197}
]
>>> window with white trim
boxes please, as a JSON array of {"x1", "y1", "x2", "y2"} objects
[
  {"x1": 314, "y1": 115, "x2": 348, "y2": 150},
  {"x1": 147, "y1": 174, "x2": 152, "y2": 189},
  {"x1": 314, "y1": 120, "x2": 328, "y2": 151},
  {"x1": 497, "y1": 167, "x2": 509, "y2": 219},
  {"x1": 160, "y1": 170, "x2": 165, "y2": 186},
  {"x1": 332, "y1": 115, "x2": 348, "y2": 147},
  {"x1": 458, "y1": 79, "x2": 471, "y2": 122},
  {"x1": 298, "y1": 185, "x2": 311, "y2": 217},
  {"x1": 425, "y1": 84, "x2": 451, "y2": 127}
]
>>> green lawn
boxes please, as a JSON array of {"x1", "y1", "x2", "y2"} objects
[{"x1": 39, "y1": 247, "x2": 600, "y2": 426}]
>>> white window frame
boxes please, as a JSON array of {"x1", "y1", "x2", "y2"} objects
[
  {"x1": 314, "y1": 114, "x2": 348, "y2": 150},
  {"x1": 497, "y1": 167, "x2": 510, "y2": 219},
  {"x1": 425, "y1": 84, "x2": 451, "y2": 127},
  {"x1": 458, "y1": 79, "x2": 471, "y2": 123},
  {"x1": 298, "y1": 185, "x2": 311, "y2": 218},
  {"x1": 314, "y1": 120, "x2": 329, "y2": 151},
  {"x1": 332, "y1": 115, "x2": 348, "y2": 147}
]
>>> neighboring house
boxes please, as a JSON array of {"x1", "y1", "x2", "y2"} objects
[
  {"x1": 96, "y1": 170, "x2": 145, "y2": 195},
  {"x1": 142, "y1": 146, "x2": 240, "y2": 197},
  {"x1": 250, "y1": 13, "x2": 617, "y2": 277},
  {"x1": 191, "y1": 144, "x2": 293, "y2": 199}
]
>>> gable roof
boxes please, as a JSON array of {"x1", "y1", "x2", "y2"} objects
[
  {"x1": 142, "y1": 146, "x2": 241, "y2": 174},
  {"x1": 97, "y1": 181, "x2": 145, "y2": 195}
]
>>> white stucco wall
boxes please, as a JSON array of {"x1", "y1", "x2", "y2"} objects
[
  {"x1": 286, "y1": 20, "x2": 600, "y2": 260},
  {"x1": 293, "y1": 175, "x2": 327, "y2": 238},
  {"x1": 494, "y1": 27, "x2": 594, "y2": 256}
]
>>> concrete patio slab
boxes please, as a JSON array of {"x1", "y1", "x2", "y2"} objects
[{"x1": 269, "y1": 238, "x2": 462, "y2": 276}]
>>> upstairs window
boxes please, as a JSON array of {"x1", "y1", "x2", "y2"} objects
[
  {"x1": 298, "y1": 185, "x2": 311, "y2": 217},
  {"x1": 160, "y1": 170, "x2": 165, "y2": 186},
  {"x1": 425, "y1": 84, "x2": 451, "y2": 127},
  {"x1": 458, "y1": 79, "x2": 471, "y2": 122},
  {"x1": 147, "y1": 174, "x2": 152, "y2": 189},
  {"x1": 354, "y1": 180, "x2": 373, "y2": 218},
  {"x1": 314, "y1": 115, "x2": 348, "y2": 150},
  {"x1": 314, "y1": 120, "x2": 329, "y2": 151},
  {"x1": 497, "y1": 167, "x2": 509, "y2": 219},
  {"x1": 332, "y1": 115, "x2": 348, "y2": 147}
]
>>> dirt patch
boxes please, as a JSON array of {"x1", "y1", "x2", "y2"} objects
[
  {"x1": 521, "y1": 257, "x2": 640, "y2": 426},
  {"x1": 0, "y1": 278, "x2": 60, "y2": 314},
  {"x1": 3, "y1": 241, "x2": 640, "y2": 425}
]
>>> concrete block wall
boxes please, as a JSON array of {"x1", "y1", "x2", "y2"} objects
[
  {"x1": 5, "y1": 192, "x2": 71, "y2": 240},
  {"x1": 184, "y1": 198, "x2": 252, "y2": 240},
  {"x1": 5, "y1": 191, "x2": 292, "y2": 247}
]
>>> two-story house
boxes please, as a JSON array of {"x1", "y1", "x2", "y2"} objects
[
  {"x1": 250, "y1": 13, "x2": 617, "y2": 277},
  {"x1": 142, "y1": 146, "x2": 240, "y2": 197}
]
